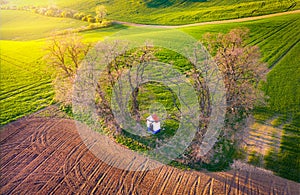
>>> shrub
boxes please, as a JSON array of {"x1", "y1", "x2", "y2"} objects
[
  {"x1": 87, "y1": 17, "x2": 96, "y2": 23},
  {"x1": 45, "y1": 9, "x2": 54, "y2": 17},
  {"x1": 100, "y1": 19, "x2": 112, "y2": 27},
  {"x1": 74, "y1": 12, "x2": 85, "y2": 20},
  {"x1": 61, "y1": 11, "x2": 72, "y2": 18},
  {"x1": 81, "y1": 16, "x2": 89, "y2": 22}
]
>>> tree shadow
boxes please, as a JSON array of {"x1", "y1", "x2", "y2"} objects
[
  {"x1": 145, "y1": 0, "x2": 208, "y2": 8},
  {"x1": 146, "y1": 0, "x2": 174, "y2": 8}
]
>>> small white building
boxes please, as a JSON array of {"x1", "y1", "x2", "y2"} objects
[{"x1": 146, "y1": 114, "x2": 161, "y2": 134}]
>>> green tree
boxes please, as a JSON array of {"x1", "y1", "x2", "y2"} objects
[
  {"x1": 199, "y1": 28, "x2": 267, "y2": 168},
  {"x1": 95, "y1": 5, "x2": 107, "y2": 23},
  {"x1": 44, "y1": 32, "x2": 90, "y2": 105}
]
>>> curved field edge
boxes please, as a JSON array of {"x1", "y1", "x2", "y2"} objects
[
  {"x1": 104, "y1": 0, "x2": 300, "y2": 25},
  {"x1": 3, "y1": 0, "x2": 300, "y2": 25},
  {"x1": 0, "y1": 116, "x2": 299, "y2": 194}
]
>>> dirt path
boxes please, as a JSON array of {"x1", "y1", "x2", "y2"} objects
[
  {"x1": 0, "y1": 109, "x2": 299, "y2": 194},
  {"x1": 114, "y1": 10, "x2": 300, "y2": 29}
]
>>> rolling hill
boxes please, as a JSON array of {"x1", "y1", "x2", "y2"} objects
[
  {"x1": 0, "y1": 10, "x2": 90, "y2": 124},
  {"x1": 0, "y1": 10, "x2": 88, "y2": 40},
  {"x1": 3, "y1": 0, "x2": 300, "y2": 24}
]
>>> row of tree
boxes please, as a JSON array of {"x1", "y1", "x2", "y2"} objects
[{"x1": 1, "y1": 5, "x2": 107, "y2": 23}]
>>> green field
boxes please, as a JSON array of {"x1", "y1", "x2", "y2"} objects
[
  {"x1": 0, "y1": 40, "x2": 53, "y2": 125},
  {"x1": 102, "y1": 0, "x2": 300, "y2": 25},
  {"x1": 0, "y1": 10, "x2": 126, "y2": 125},
  {"x1": 259, "y1": 36, "x2": 300, "y2": 181},
  {"x1": 3, "y1": 0, "x2": 300, "y2": 24},
  {"x1": 0, "y1": 10, "x2": 88, "y2": 40},
  {"x1": 0, "y1": 10, "x2": 87, "y2": 124},
  {"x1": 84, "y1": 13, "x2": 300, "y2": 180},
  {"x1": 182, "y1": 13, "x2": 300, "y2": 115},
  {"x1": 262, "y1": 42, "x2": 300, "y2": 113}
]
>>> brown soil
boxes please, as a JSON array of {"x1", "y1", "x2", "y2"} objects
[{"x1": 1, "y1": 109, "x2": 299, "y2": 194}]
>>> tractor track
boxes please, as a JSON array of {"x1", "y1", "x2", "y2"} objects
[{"x1": 0, "y1": 112, "x2": 299, "y2": 194}]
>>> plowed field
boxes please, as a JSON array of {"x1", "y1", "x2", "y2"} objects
[{"x1": 1, "y1": 110, "x2": 299, "y2": 195}]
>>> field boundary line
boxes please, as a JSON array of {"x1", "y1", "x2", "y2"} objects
[
  {"x1": 113, "y1": 10, "x2": 300, "y2": 29},
  {"x1": 269, "y1": 38, "x2": 300, "y2": 69}
]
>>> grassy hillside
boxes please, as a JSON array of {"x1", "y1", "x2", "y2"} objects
[
  {"x1": 0, "y1": 10, "x2": 88, "y2": 40},
  {"x1": 103, "y1": 0, "x2": 300, "y2": 25},
  {"x1": 0, "y1": 10, "x2": 86, "y2": 124},
  {"x1": 182, "y1": 13, "x2": 300, "y2": 66},
  {"x1": 4, "y1": 0, "x2": 300, "y2": 25},
  {"x1": 0, "y1": 10, "x2": 125, "y2": 125},
  {"x1": 0, "y1": 10, "x2": 89, "y2": 125},
  {"x1": 0, "y1": 40, "x2": 53, "y2": 125}
]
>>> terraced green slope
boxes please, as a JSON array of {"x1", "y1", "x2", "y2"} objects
[{"x1": 4, "y1": 0, "x2": 300, "y2": 24}]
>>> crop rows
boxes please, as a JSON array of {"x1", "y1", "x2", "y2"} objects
[
  {"x1": 1, "y1": 116, "x2": 299, "y2": 194},
  {"x1": 0, "y1": 41, "x2": 54, "y2": 125},
  {"x1": 100, "y1": 0, "x2": 300, "y2": 25},
  {"x1": 247, "y1": 15, "x2": 300, "y2": 67},
  {"x1": 4, "y1": 0, "x2": 300, "y2": 25}
]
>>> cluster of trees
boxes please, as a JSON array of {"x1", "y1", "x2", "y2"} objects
[
  {"x1": 45, "y1": 34, "x2": 155, "y2": 134},
  {"x1": 45, "y1": 28, "x2": 267, "y2": 169},
  {"x1": 198, "y1": 28, "x2": 267, "y2": 169},
  {"x1": 1, "y1": 5, "x2": 107, "y2": 24}
]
